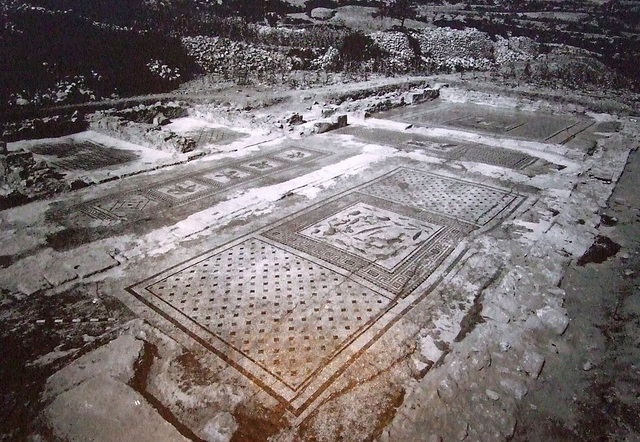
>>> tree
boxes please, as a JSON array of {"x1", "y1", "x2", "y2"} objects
[{"x1": 384, "y1": 0, "x2": 417, "y2": 29}]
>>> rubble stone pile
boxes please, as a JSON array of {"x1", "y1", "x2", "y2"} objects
[
  {"x1": 369, "y1": 31, "x2": 415, "y2": 72},
  {"x1": 0, "y1": 144, "x2": 65, "y2": 209},
  {"x1": 182, "y1": 36, "x2": 293, "y2": 79},
  {"x1": 411, "y1": 27, "x2": 494, "y2": 72},
  {"x1": 90, "y1": 115, "x2": 195, "y2": 154},
  {"x1": 494, "y1": 36, "x2": 540, "y2": 65},
  {"x1": 2, "y1": 114, "x2": 88, "y2": 142},
  {"x1": 310, "y1": 46, "x2": 340, "y2": 70},
  {"x1": 109, "y1": 102, "x2": 187, "y2": 125}
]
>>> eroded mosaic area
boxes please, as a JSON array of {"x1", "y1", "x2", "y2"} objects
[{"x1": 29, "y1": 140, "x2": 139, "y2": 170}]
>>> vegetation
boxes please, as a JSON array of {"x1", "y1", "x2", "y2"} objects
[{"x1": 1, "y1": 0, "x2": 638, "y2": 116}]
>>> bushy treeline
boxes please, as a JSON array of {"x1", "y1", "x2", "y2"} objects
[
  {"x1": 23, "y1": 0, "x2": 303, "y2": 34},
  {"x1": 0, "y1": 5, "x2": 198, "y2": 111}
]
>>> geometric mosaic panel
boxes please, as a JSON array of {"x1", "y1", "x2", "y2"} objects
[
  {"x1": 152, "y1": 179, "x2": 212, "y2": 203},
  {"x1": 144, "y1": 238, "x2": 390, "y2": 391},
  {"x1": 78, "y1": 146, "x2": 326, "y2": 222},
  {"x1": 379, "y1": 103, "x2": 582, "y2": 143},
  {"x1": 406, "y1": 139, "x2": 537, "y2": 170},
  {"x1": 127, "y1": 167, "x2": 528, "y2": 415},
  {"x1": 359, "y1": 168, "x2": 524, "y2": 226},
  {"x1": 200, "y1": 168, "x2": 251, "y2": 184},
  {"x1": 450, "y1": 114, "x2": 525, "y2": 134}
]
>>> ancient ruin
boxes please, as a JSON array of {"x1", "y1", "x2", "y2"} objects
[{"x1": 2, "y1": 1, "x2": 639, "y2": 441}]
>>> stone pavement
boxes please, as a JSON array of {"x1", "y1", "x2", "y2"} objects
[{"x1": 1, "y1": 91, "x2": 637, "y2": 441}]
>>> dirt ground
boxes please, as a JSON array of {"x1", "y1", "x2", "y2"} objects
[{"x1": 514, "y1": 149, "x2": 640, "y2": 441}]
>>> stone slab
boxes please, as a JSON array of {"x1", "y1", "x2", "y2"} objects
[
  {"x1": 42, "y1": 259, "x2": 78, "y2": 287},
  {"x1": 45, "y1": 375, "x2": 188, "y2": 442},
  {"x1": 70, "y1": 250, "x2": 120, "y2": 278},
  {"x1": 44, "y1": 334, "x2": 143, "y2": 401}
]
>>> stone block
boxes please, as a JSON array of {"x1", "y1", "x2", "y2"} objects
[
  {"x1": 315, "y1": 122, "x2": 335, "y2": 134},
  {"x1": 45, "y1": 375, "x2": 188, "y2": 442},
  {"x1": 321, "y1": 108, "x2": 336, "y2": 118},
  {"x1": 333, "y1": 114, "x2": 348, "y2": 128},
  {"x1": 70, "y1": 251, "x2": 119, "y2": 278},
  {"x1": 499, "y1": 377, "x2": 528, "y2": 400},
  {"x1": 521, "y1": 351, "x2": 545, "y2": 378},
  {"x1": 17, "y1": 276, "x2": 51, "y2": 296},
  {"x1": 481, "y1": 304, "x2": 511, "y2": 323},
  {"x1": 437, "y1": 376, "x2": 458, "y2": 402},
  {"x1": 536, "y1": 306, "x2": 569, "y2": 335},
  {"x1": 42, "y1": 261, "x2": 78, "y2": 287},
  {"x1": 411, "y1": 92, "x2": 426, "y2": 104},
  {"x1": 201, "y1": 412, "x2": 238, "y2": 442},
  {"x1": 419, "y1": 335, "x2": 444, "y2": 363},
  {"x1": 44, "y1": 334, "x2": 143, "y2": 401}
]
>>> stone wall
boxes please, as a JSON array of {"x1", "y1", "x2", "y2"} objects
[
  {"x1": 411, "y1": 27, "x2": 494, "y2": 72},
  {"x1": 90, "y1": 115, "x2": 195, "y2": 154},
  {"x1": 494, "y1": 36, "x2": 540, "y2": 65},
  {"x1": 182, "y1": 35, "x2": 293, "y2": 79},
  {"x1": 0, "y1": 147, "x2": 65, "y2": 209}
]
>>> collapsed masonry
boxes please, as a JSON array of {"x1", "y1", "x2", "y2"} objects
[{"x1": 0, "y1": 140, "x2": 65, "y2": 209}]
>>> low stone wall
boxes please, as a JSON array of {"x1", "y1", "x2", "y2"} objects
[{"x1": 90, "y1": 115, "x2": 195, "y2": 154}]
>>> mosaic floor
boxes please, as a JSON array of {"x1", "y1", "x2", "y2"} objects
[
  {"x1": 126, "y1": 167, "x2": 528, "y2": 415},
  {"x1": 378, "y1": 102, "x2": 593, "y2": 143},
  {"x1": 76, "y1": 146, "x2": 326, "y2": 222},
  {"x1": 190, "y1": 127, "x2": 247, "y2": 147},
  {"x1": 337, "y1": 126, "x2": 538, "y2": 169},
  {"x1": 29, "y1": 140, "x2": 139, "y2": 171}
]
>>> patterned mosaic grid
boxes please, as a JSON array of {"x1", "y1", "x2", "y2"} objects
[
  {"x1": 334, "y1": 126, "x2": 537, "y2": 170},
  {"x1": 405, "y1": 139, "x2": 537, "y2": 170},
  {"x1": 145, "y1": 238, "x2": 391, "y2": 391},
  {"x1": 29, "y1": 140, "x2": 139, "y2": 171},
  {"x1": 191, "y1": 127, "x2": 247, "y2": 147},
  {"x1": 381, "y1": 104, "x2": 582, "y2": 143},
  {"x1": 78, "y1": 147, "x2": 325, "y2": 221},
  {"x1": 448, "y1": 114, "x2": 525, "y2": 134},
  {"x1": 360, "y1": 168, "x2": 524, "y2": 226},
  {"x1": 127, "y1": 167, "x2": 528, "y2": 415}
]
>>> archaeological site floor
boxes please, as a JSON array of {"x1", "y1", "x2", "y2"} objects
[{"x1": 1, "y1": 87, "x2": 638, "y2": 441}]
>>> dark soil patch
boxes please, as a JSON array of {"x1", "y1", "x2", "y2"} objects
[
  {"x1": 231, "y1": 402, "x2": 288, "y2": 442},
  {"x1": 46, "y1": 227, "x2": 103, "y2": 251},
  {"x1": 0, "y1": 283, "x2": 135, "y2": 439},
  {"x1": 0, "y1": 256, "x2": 14, "y2": 269},
  {"x1": 577, "y1": 235, "x2": 621, "y2": 266}
]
